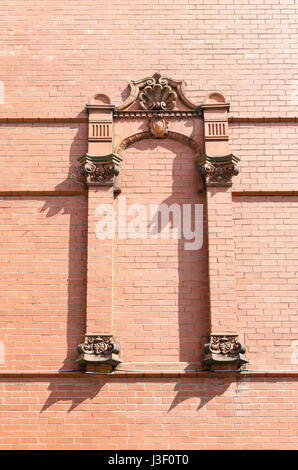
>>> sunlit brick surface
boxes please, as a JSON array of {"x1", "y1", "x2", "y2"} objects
[
  {"x1": 234, "y1": 196, "x2": 298, "y2": 370},
  {"x1": 0, "y1": 377, "x2": 297, "y2": 450},
  {"x1": 0, "y1": 0, "x2": 297, "y2": 450},
  {"x1": 113, "y1": 141, "x2": 209, "y2": 363},
  {"x1": 0, "y1": 0, "x2": 297, "y2": 118},
  {"x1": 0, "y1": 196, "x2": 87, "y2": 369}
]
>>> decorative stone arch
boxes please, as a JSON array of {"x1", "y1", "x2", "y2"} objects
[
  {"x1": 77, "y1": 73, "x2": 247, "y2": 371},
  {"x1": 79, "y1": 73, "x2": 239, "y2": 190},
  {"x1": 115, "y1": 130, "x2": 204, "y2": 157}
]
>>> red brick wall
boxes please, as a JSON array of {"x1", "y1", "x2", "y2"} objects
[
  {"x1": 0, "y1": 0, "x2": 297, "y2": 450},
  {"x1": 0, "y1": 196, "x2": 87, "y2": 370},
  {"x1": 114, "y1": 141, "x2": 208, "y2": 365},
  {"x1": 230, "y1": 123, "x2": 298, "y2": 192},
  {"x1": 0, "y1": 123, "x2": 87, "y2": 191},
  {"x1": 0, "y1": 376, "x2": 297, "y2": 450},
  {"x1": 234, "y1": 196, "x2": 298, "y2": 370},
  {"x1": 0, "y1": 0, "x2": 297, "y2": 118}
]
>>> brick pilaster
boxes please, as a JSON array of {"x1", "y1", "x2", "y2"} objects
[
  {"x1": 77, "y1": 95, "x2": 121, "y2": 368},
  {"x1": 199, "y1": 93, "x2": 248, "y2": 369}
]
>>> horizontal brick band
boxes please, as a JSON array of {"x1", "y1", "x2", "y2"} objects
[
  {"x1": 0, "y1": 116, "x2": 297, "y2": 125},
  {"x1": 0, "y1": 370, "x2": 297, "y2": 378}
]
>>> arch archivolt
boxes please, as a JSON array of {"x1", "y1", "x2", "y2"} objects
[{"x1": 115, "y1": 130, "x2": 204, "y2": 158}]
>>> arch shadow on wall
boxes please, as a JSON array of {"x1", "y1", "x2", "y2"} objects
[{"x1": 114, "y1": 134, "x2": 234, "y2": 412}]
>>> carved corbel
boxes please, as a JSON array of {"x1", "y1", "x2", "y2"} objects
[
  {"x1": 78, "y1": 153, "x2": 122, "y2": 192},
  {"x1": 197, "y1": 154, "x2": 240, "y2": 186},
  {"x1": 77, "y1": 334, "x2": 121, "y2": 367},
  {"x1": 202, "y1": 334, "x2": 248, "y2": 368}
]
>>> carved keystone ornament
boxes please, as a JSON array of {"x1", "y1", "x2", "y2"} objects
[{"x1": 149, "y1": 115, "x2": 169, "y2": 138}]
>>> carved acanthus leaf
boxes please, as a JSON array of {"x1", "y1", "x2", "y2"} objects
[
  {"x1": 204, "y1": 335, "x2": 246, "y2": 357},
  {"x1": 202, "y1": 333, "x2": 248, "y2": 368},
  {"x1": 81, "y1": 162, "x2": 116, "y2": 183},
  {"x1": 78, "y1": 153, "x2": 122, "y2": 189},
  {"x1": 197, "y1": 154, "x2": 240, "y2": 186},
  {"x1": 200, "y1": 161, "x2": 239, "y2": 184}
]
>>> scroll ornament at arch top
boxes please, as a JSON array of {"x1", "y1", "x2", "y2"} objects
[{"x1": 116, "y1": 72, "x2": 201, "y2": 114}]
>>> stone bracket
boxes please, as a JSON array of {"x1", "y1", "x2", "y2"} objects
[
  {"x1": 78, "y1": 153, "x2": 122, "y2": 192},
  {"x1": 77, "y1": 334, "x2": 122, "y2": 367},
  {"x1": 202, "y1": 333, "x2": 248, "y2": 368},
  {"x1": 197, "y1": 153, "x2": 240, "y2": 187}
]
